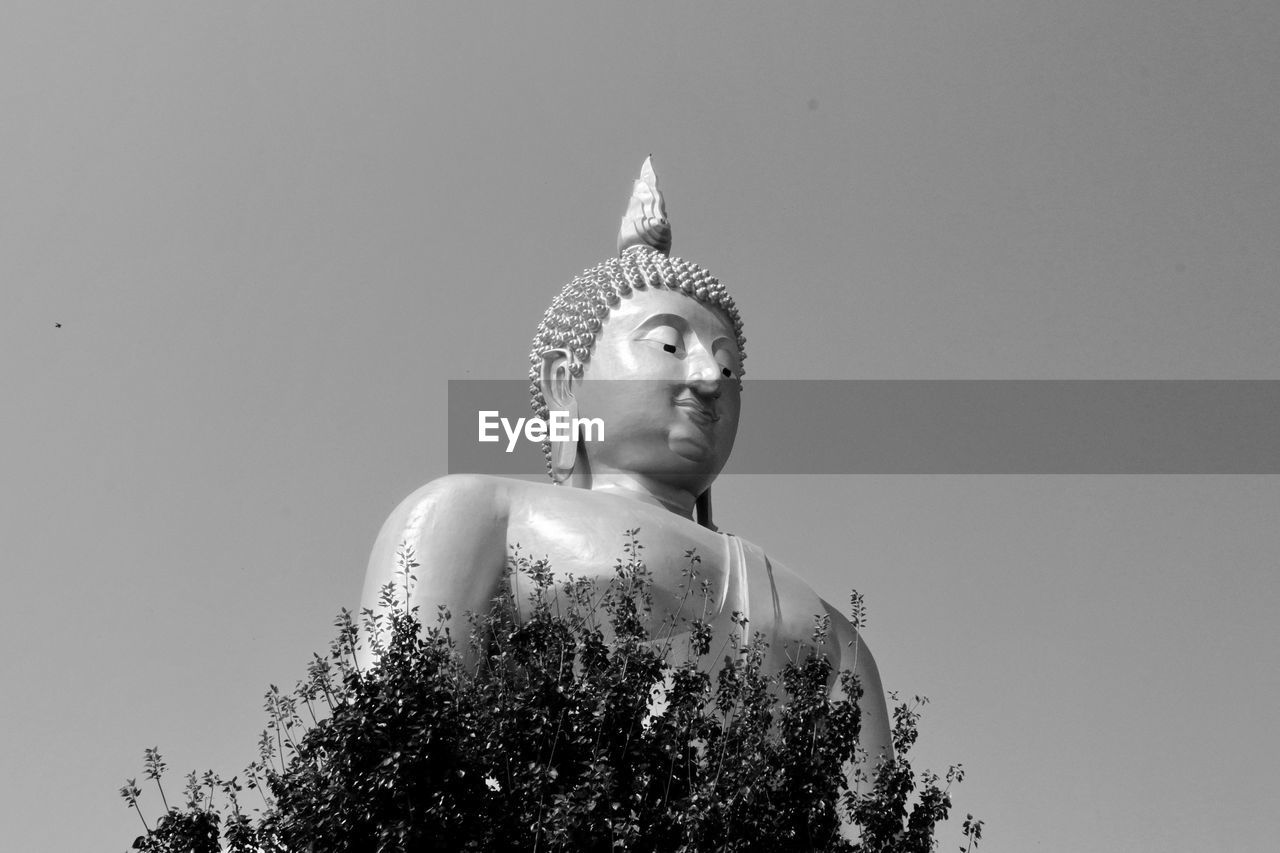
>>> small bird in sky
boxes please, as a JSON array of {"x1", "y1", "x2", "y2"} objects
[{"x1": 54, "y1": 322, "x2": 61, "y2": 328}]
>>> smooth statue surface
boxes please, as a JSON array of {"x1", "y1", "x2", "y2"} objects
[{"x1": 361, "y1": 158, "x2": 892, "y2": 826}]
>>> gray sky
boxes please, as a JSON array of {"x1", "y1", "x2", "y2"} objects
[{"x1": 3, "y1": 2, "x2": 1278, "y2": 850}]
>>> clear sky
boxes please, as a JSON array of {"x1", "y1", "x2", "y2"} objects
[{"x1": 3, "y1": 2, "x2": 1278, "y2": 851}]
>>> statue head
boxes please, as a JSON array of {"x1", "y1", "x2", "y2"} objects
[{"x1": 528, "y1": 158, "x2": 747, "y2": 521}]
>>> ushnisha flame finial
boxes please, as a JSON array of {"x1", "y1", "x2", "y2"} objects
[{"x1": 617, "y1": 155, "x2": 672, "y2": 256}]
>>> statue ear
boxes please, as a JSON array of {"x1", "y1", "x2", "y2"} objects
[
  {"x1": 539, "y1": 348, "x2": 579, "y2": 484},
  {"x1": 539, "y1": 348, "x2": 577, "y2": 411}
]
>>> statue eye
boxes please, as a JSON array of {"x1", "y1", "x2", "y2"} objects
[
  {"x1": 715, "y1": 349, "x2": 740, "y2": 379},
  {"x1": 639, "y1": 325, "x2": 683, "y2": 354}
]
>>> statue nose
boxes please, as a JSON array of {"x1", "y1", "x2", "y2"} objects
[{"x1": 686, "y1": 348, "x2": 724, "y2": 397}]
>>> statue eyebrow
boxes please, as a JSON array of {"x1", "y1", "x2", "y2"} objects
[
  {"x1": 712, "y1": 336, "x2": 740, "y2": 356},
  {"x1": 629, "y1": 312, "x2": 690, "y2": 336},
  {"x1": 629, "y1": 312, "x2": 739, "y2": 362}
]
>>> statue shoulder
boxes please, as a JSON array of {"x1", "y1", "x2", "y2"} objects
[
  {"x1": 371, "y1": 474, "x2": 520, "y2": 562},
  {"x1": 393, "y1": 473, "x2": 514, "y2": 512},
  {"x1": 363, "y1": 475, "x2": 526, "y2": 613}
]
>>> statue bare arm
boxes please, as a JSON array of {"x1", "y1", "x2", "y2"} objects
[{"x1": 360, "y1": 474, "x2": 511, "y2": 641}]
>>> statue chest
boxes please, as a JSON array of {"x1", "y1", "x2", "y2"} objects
[
  {"x1": 504, "y1": 495, "x2": 731, "y2": 608},
  {"x1": 502, "y1": 491, "x2": 830, "y2": 674}
]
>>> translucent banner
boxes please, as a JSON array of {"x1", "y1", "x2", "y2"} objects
[{"x1": 447, "y1": 380, "x2": 1280, "y2": 475}]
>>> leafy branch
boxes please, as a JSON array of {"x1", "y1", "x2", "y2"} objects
[{"x1": 123, "y1": 535, "x2": 979, "y2": 852}]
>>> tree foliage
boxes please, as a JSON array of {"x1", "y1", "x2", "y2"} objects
[{"x1": 123, "y1": 533, "x2": 981, "y2": 852}]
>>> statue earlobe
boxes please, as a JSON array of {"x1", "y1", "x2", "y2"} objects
[{"x1": 539, "y1": 348, "x2": 579, "y2": 484}]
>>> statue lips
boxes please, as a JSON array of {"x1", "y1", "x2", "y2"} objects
[{"x1": 673, "y1": 394, "x2": 720, "y2": 428}]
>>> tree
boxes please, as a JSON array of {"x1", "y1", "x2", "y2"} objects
[{"x1": 123, "y1": 534, "x2": 981, "y2": 852}]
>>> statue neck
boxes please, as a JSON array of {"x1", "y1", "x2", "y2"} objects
[{"x1": 584, "y1": 471, "x2": 699, "y2": 519}]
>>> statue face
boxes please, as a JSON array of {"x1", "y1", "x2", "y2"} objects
[{"x1": 572, "y1": 288, "x2": 742, "y2": 494}]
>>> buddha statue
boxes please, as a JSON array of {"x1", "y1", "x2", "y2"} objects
[{"x1": 361, "y1": 157, "x2": 892, "y2": 817}]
